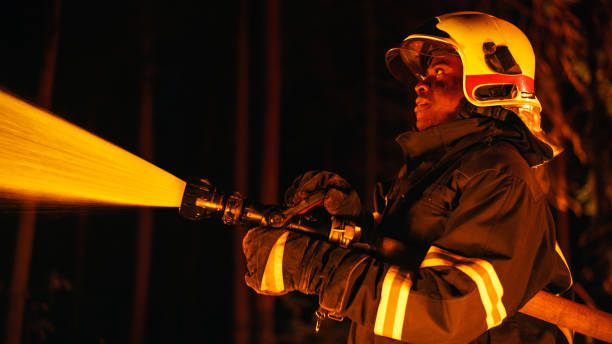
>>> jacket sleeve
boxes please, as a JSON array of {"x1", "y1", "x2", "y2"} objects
[{"x1": 306, "y1": 168, "x2": 564, "y2": 344}]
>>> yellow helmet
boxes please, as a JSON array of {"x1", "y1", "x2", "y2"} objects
[
  {"x1": 386, "y1": 11, "x2": 561, "y2": 156},
  {"x1": 386, "y1": 11, "x2": 540, "y2": 110}
]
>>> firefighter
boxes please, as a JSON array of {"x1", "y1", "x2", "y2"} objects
[{"x1": 243, "y1": 12, "x2": 573, "y2": 343}]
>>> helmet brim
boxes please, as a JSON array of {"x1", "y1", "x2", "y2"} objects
[{"x1": 385, "y1": 39, "x2": 459, "y2": 84}]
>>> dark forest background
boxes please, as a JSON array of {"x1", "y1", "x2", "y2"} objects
[{"x1": 0, "y1": 0, "x2": 611, "y2": 343}]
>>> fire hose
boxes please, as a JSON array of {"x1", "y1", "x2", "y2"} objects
[{"x1": 179, "y1": 178, "x2": 612, "y2": 343}]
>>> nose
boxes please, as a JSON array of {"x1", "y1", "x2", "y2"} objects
[{"x1": 414, "y1": 80, "x2": 430, "y2": 95}]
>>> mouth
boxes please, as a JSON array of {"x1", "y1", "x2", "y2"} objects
[{"x1": 414, "y1": 98, "x2": 430, "y2": 112}]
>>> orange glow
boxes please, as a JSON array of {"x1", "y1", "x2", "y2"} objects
[{"x1": 0, "y1": 90, "x2": 186, "y2": 207}]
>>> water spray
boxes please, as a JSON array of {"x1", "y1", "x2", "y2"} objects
[{"x1": 0, "y1": 89, "x2": 184, "y2": 207}]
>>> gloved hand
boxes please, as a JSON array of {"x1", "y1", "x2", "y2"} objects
[
  {"x1": 243, "y1": 171, "x2": 365, "y2": 297},
  {"x1": 242, "y1": 227, "x2": 311, "y2": 295},
  {"x1": 283, "y1": 170, "x2": 362, "y2": 217},
  {"x1": 242, "y1": 225, "x2": 368, "y2": 312}
]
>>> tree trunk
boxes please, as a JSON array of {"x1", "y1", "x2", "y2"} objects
[
  {"x1": 363, "y1": 0, "x2": 377, "y2": 207},
  {"x1": 130, "y1": 9, "x2": 155, "y2": 344},
  {"x1": 5, "y1": 1, "x2": 61, "y2": 343},
  {"x1": 72, "y1": 209, "x2": 87, "y2": 341},
  {"x1": 257, "y1": 0, "x2": 281, "y2": 342},
  {"x1": 6, "y1": 205, "x2": 37, "y2": 344},
  {"x1": 233, "y1": 0, "x2": 251, "y2": 343}
]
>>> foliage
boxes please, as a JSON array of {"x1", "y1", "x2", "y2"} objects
[{"x1": 522, "y1": 0, "x2": 612, "y2": 307}]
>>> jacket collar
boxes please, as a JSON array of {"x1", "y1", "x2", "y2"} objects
[
  {"x1": 395, "y1": 117, "x2": 494, "y2": 161},
  {"x1": 395, "y1": 104, "x2": 554, "y2": 166}
]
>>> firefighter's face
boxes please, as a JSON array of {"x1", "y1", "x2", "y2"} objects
[{"x1": 413, "y1": 55, "x2": 464, "y2": 131}]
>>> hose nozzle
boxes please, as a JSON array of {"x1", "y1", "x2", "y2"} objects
[
  {"x1": 179, "y1": 178, "x2": 370, "y2": 248},
  {"x1": 179, "y1": 179, "x2": 225, "y2": 221},
  {"x1": 179, "y1": 178, "x2": 266, "y2": 226}
]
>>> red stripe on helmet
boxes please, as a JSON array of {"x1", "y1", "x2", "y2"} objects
[{"x1": 465, "y1": 74, "x2": 534, "y2": 100}]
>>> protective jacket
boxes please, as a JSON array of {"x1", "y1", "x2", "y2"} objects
[
  {"x1": 244, "y1": 109, "x2": 573, "y2": 343},
  {"x1": 326, "y1": 114, "x2": 570, "y2": 344},
  {"x1": 338, "y1": 113, "x2": 573, "y2": 343}
]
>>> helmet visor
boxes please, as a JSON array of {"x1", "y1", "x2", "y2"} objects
[{"x1": 386, "y1": 39, "x2": 459, "y2": 83}]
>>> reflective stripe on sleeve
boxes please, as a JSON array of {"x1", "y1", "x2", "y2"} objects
[
  {"x1": 555, "y1": 241, "x2": 573, "y2": 289},
  {"x1": 420, "y1": 245, "x2": 507, "y2": 329},
  {"x1": 374, "y1": 265, "x2": 413, "y2": 340},
  {"x1": 558, "y1": 325, "x2": 574, "y2": 344},
  {"x1": 554, "y1": 242, "x2": 574, "y2": 344},
  {"x1": 260, "y1": 231, "x2": 289, "y2": 293}
]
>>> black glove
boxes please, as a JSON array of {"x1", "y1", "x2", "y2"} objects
[
  {"x1": 283, "y1": 170, "x2": 362, "y2": 217},
  {"x1": 242, "y1": 225, "x2": 369, "y2": 314},
  {"x1": 243, "y1": 228, "x2": 309, "y2": 295},
  {"x1": 242, "y1": 171, "x2": 367, "y2": 298}
]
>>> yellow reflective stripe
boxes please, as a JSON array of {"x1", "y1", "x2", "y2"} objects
[
  {"x1": 554, "y1": 243, "x2": 574, "y2": 343},
  {"x1": 558, "y1": 325, "x2": 573, "y2": 344},
  {"x1": 420, "y1": 246, "x2": 507, "y2": 328},
  {"x1": 455, "y1": 264, "x2": 499, "y2": 328},
  {"x1": 555, "y1": 241, "x2": 573, "y2": 288},
  {"x1": 393, "y1": 277, "x2": 411, "y2": 339},
  {"x1": 374, "y1": 266, "x2": 413, "y2": 340},
  {"x1": 420, "y1": 257, "x2": 454, "y2": 268},
  {"x1": 260, "y1": 231, "x2": 289, "y2": 292},
  {"x1": 374, "y1": 266, "x2": 397, "y2": 335},
  {"x1": 423, "y1": 256, "x2": 496, "y2": 326}
]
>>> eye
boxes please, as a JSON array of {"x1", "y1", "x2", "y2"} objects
[{"x1": 434, "y1": 68, "x2": 445, "y2": 76}]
